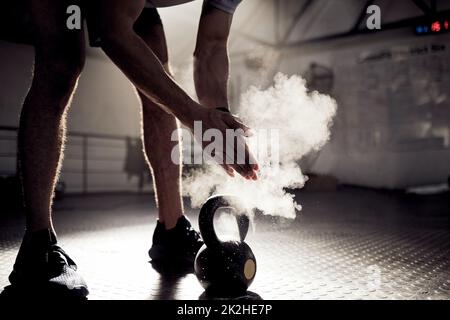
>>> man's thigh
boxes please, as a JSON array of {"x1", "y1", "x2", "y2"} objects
[
  {"x1": 1, "y1": 0, "x2": 84, "y2": 45},
  {"x1": 85, "y1": 0, "x2": 146, "y2": 47},
  {"x1": 28, "y1": 0, "x2": 84, "y2": 45},
  {"x1": 18, "y1": 0, "x2": 85, "y2": 67},
  {"x1": 0, "y1": 0, "x2": 32, "y2": 44},
  {"x1": 134, "y1": 8, "x2": 168, "y2": 64}
]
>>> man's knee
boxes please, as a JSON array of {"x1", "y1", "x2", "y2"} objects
[
  {"x1": 56, "y1": 50, "x2": 85, "y2": 81},
  {"x1": 33, "y1": 46, "x2": 85, "y2": 110},
  {"x1": 98, "y1": 21, "x2": 135, "y2": 55},
  {"x1": 53, "y1": 57, "x2": 85, "y2": 88},
  {"x1": 35, "y1": 27, "x2": 86, "y2": 76},
  {"x1": 40, "y1": 53, "x2": 84, "y2": 85}
]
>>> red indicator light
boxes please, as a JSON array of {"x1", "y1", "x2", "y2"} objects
[
  {"x1": 445, "y1": 21, "x2": 449, "y2": 30},
  {"x1": 431, "y1": 21, "x2": 441, "y2": 32}
]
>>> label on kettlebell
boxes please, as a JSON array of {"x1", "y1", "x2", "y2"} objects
[{"x1": 244, "y1": 259, "x2": 256, "y2": 280}]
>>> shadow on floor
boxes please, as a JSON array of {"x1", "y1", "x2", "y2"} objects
[
  {"x1": 0, "y1": 284, "x2": 87, "y2": 301},
  {"x1": 199, "y1": 290, "x2": 263, "y2": 300},
  {"x1": 150, "y1": 260, "x2": 263, "y2": 300},
  {"x1": 150, "y1": 259, "x2": 194, "y2": 300}
]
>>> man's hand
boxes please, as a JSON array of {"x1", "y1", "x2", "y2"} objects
[
  {"x1": 183, "y1": 107, "x2": 259, "y2": 180},
  {"x1": 191, "y1": 4, "x2": 258, "y2": 180}
]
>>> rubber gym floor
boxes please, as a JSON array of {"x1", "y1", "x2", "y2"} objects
[{"x1": 0, "y1": 187, "x2": 449, "y2": 300}]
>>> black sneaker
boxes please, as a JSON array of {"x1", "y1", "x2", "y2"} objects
[
  {"x1": 8, "y1": 229, "x2": 89, "y2": 299},
  {"x1": 149, "y1": 215, "x2": 204, "y2": 265}
]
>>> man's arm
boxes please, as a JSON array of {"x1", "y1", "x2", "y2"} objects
[
  {"x1": 95, "y1": 0, "x2": 196, "y2": 124},
  {"x1": 194, "y1": 4, "x2": 232, "y2": 108},
  {"x1": 193, "y1": 4, "x2": 258, "y2": 179},
  {"x1": 94, "y1": 0, "x2": 257, "y2": 179}
]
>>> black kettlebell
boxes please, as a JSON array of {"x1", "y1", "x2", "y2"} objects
[{"x1": 194, "y1": 195, "x2": 257, "y2": 295}]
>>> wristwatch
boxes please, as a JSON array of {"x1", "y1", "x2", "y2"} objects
[{"x1": 216, "y1": 107, "x2": 231, "y2": 113}]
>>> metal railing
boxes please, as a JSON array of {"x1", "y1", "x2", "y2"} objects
[{"x1": 0, "y1": 125, "x2": 144, "y2": 194}]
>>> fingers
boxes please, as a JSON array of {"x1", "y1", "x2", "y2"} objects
[
  {"x1": 242, "y1": 141, "x2": 259, "y2": 180},
  {"x1": 223, "y1": 114, "x2": 253, "y2": 137},
  {"x1": 220, "y1": 164, "x2": 235, "y2": 177},
  {"x1": 246, "y1": 146, "x2": 259, "y2": 179},
  {"x1": 224, "y1": 115, "x2": 259, "y2": 180},
  {"x1": 227, "y1": 136, "x2": 259, "y2": 180},
  {"x1": 231, "y1": 163, "x2": 251, "y2": 180},
  {"x1": 207, "y1": 108, "x2": 260, "y2": 180}
]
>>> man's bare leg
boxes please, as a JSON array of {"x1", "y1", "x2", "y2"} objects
[
  {"x1": 8, "y1": 0, "x2": 88, "y2": 297},
  {"x1": 132, "y1": 9, "x2": 203, "y2": 266},
  {"x1": 19, "y1": 0, "x2": 85, "y2": 232},
  {"x1": 134, "y1": 9, "x2": 183, "y2": 230}
]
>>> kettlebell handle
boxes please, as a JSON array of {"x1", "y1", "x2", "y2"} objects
[{"x1": 199, "y1": 195, "x2": 250, "y2": 249}]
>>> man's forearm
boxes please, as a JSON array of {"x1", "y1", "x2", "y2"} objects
[
  {"x1": 101, "y1": 30, "x2": 197, "y2": 124},
  {"x1": 194, "y1": 41, "x2": 230, "y2": 109}
]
